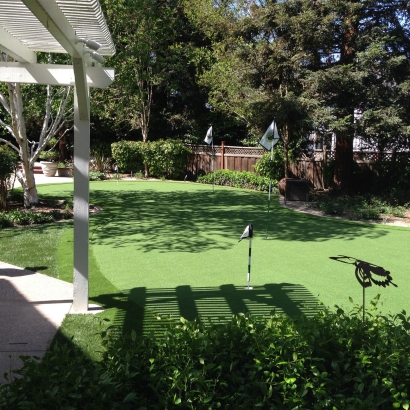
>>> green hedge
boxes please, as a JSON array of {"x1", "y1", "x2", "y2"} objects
[
  {"x1": 111, "y1": 141, "x2": 145, "y2": 174},
  {"x1": 254, "y1": 148, "x2": 285, "y2": 181},
  {"x1": 1, "y1": 298, "x2": 410, "y2": 409},
  {"x1": 197, "y1": 169, "x2": 276, "y2": 193},
  {"x1": 111, "y1": 140, "x2": 191, "y2": 179},
  {"x1": 144, "y1": 140, "x2": 191, "y2": 179}
]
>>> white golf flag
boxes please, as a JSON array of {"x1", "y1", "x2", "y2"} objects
[
  {"x1": 259, "y1": 120, "x2": 280, "y2": 151},
  {"x1": 239, "y1": 224, "x2": 253, "y2": 242},
  {"x1": 204, "y1": 126, "x2": 213, "y2": 145}
]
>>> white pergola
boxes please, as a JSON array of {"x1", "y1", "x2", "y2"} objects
[{"x1": 0, "y1": 0, "x2": 116, "y2": 312}]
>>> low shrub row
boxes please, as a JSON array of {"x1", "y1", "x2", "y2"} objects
[
  {"x1": 197, "y1": 169, "x2": 277, "y2": 193},
  {"x1": 2, "y1": 297, "x2": 409, "y2": 409},
  {"x1": 111, "y1": 140, "x2": 191, "y2": 179},
  {"x1": 313, "y1": 193, "x2": 409, "y2": 220},
  {"x1": 0, "y1": 209, "x2": 72, "y2": 228}
]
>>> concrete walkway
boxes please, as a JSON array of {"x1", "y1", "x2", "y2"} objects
[
  {"x1": 0, "y1": 171, "x2": 99, "y2": 385},
  {"x1": 0, "y1": 262, "x2": 74, "y2": 384}
]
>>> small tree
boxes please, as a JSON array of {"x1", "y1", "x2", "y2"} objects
[
  {"x1": 0, "y1": 145, "x2": 19, "y2": 210},
  {"x1": 0, "y1": 54, "x2": 73, "y2": 207}
]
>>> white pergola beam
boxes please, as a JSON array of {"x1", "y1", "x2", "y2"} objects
[
  {"x1": 21, "y1": 0, "x2": 83, "y2": 58},
  {"x1": 0, "y1": 62, "x2": 114, "y2": 88},
  {"x1": 0, "y1": 27, "x2": 37, "y2": 63}
]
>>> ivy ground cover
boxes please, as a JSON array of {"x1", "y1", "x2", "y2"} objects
[{"x1": 7, "y1": 180, "x2": 410, "y2": 335}]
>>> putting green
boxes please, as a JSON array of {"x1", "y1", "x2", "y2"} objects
[{"x1": 40, "y1": 181, "x2": 410, "y2": 330}]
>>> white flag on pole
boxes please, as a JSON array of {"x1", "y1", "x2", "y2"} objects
[
  {"x1": 259, "y1": 120, "x2": 280, "y2": 151},
  {"x1": 238, "y1": 224, "x2": 253, "y2": 242},
  {"x1": 204, "y1": 126, "x2": 213, "y2": 145}
]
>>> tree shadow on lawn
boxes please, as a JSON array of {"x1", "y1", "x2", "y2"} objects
[
  {"x1": 92, "y1": 282, "x2": 323, "y2": 337},
  {"x1": 88, "y1": 189, "x2": 389, "y2": 254}
]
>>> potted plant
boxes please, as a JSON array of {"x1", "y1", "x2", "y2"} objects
[
  {"x1": 57, "y1": 160, "x2": 74, "y2": 177},
  {"x1": 40, "y1": 150, "x2": 59, "y2": 177}
]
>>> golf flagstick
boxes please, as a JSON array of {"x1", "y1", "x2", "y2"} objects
[
  {"x1": 239, "y1": 224, "x2": 253, "y2": 290},
  {"x1": 204, "y1": 126, "x2": 213, "y2": 192},
  {"x1": 212, "y1": 139, "x2": 214, "y2": 193},
  {"x1": 266, "y1": 144, "x2": 273, "y2": 239},
  {"x1": 259, "y1": 120, "x2": 280, "y2": 239}
]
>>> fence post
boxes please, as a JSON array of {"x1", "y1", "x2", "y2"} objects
[{"x1": 221, "y1": 141, "x2": 225, "y2": 170}]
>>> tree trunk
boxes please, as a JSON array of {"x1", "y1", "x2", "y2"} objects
[
  {"x1": 333, "y1": 132, "x2": 353, "y2": 191},
  {"x1": 333, "y1": 1, "x2": 358, "y2": 192},
  {"x1": 17, "y1": 161, "x2": 38, "y2": 207}
]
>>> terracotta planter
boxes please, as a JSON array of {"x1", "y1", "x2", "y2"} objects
[
  {"x1": 57, "y1": 167, "x2": 73, "y2": 177},
  {"x1": 40, "y1": 161, "x2": 58, "y2": 177}
]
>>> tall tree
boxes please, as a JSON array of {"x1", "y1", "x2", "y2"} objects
[
  {"x1": 304, "y1": 0, "x2": 410, "y2": 190},
  {"x1": 185, "y1": 0, "x2": 327, "y2": 173}
]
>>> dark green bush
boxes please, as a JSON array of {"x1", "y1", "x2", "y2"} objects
[
  {"x1": 0, "y1": 213, "x2": 13, "y2": 228},
  {"x1": 144, "y1": 139, "x2": 192, "y2": 179},
  {"x1": 111, "y1": 140, "x2": 145, "y2": 173},
  {"x1": 89, "y1": 170, "x2": 107, "y2": 181},
  {"x1": 0, "y1": 209, "x2": 73, "y2": 228},
  {"x1": 1, "y1": 298, "x2": 410, "y2": 409},
  {"x1": 111, "y1": 140, "x2": 191, "y2": 179},
  {"x1": 0, "y1": 145, "x2": 19, "y2": 210},
  {"x1": 198, "y1": 169, "x2": 274, "y2": 192},
  {"x1": 254, "y1": 148, "x2": 285, "y2": 181}
]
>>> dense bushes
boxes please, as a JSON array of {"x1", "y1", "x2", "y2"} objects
[
  {"x1": 1, "y1": 299, "x2": 410, "y2": 409},
  {"x1": 111, "y1": 140, "x2": 191, "y2": 179},
  {"x1": 197, "y1": 169, "x2": 275, "y2": 192},
  {"x1": 0, "y1": 146, "x2": 19, "y2": 210},
  {"x1": 111, "y1": 141, "x2": 145, "y2": 174},
  {"x1": 254, "y1": 148, "x2": 285, "y2": 181},
  {"x1": 145, "y1": 140, "x2": 191, "y2": 179},
  {"x1": 0, "y1": 209, "x2": 72, "y2": 228}
]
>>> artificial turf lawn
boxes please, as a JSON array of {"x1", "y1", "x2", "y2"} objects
[{"x1": 4, "y1": 180, "x2": 410, "y2": 337}]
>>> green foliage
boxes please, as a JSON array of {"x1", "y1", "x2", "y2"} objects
[
  {"x1": 89, "y1": 171, "x2": 107, "y2": 181},
  {"x1": 40, "y1": 150, "x2": 59, "y2": 162},
  {"x1": 0, "y1": 145, "x2": 19, "y2": 178},
  {"x1": 197, "y1": 169, "x2": 274, "y2": 192},
  {"x1": 254, "y1": 148, "x2": 285, "y2": 181},
  {"x1": 312, "y1": 192, "x2": 410, "y2": 221},
  {"x1": 0, "y1": 209, "x2": 72, "y2": 227},
  {"x1": 111, "y1": 140, "x2": 145, "y2": 173},
  {"x1": 0, "y1": 145, "x2": 19, "y2": 209},
  {"x1": 144, "y1": 139, "x2": 192, "y2": 179},
  {"x1": 111, "y1": 139, "x2": 191, "y2": 179},
  {"x1": 2, "y1": 300, "x2": 410, "y2": 409}
]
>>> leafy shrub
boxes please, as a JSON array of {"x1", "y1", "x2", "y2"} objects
[
  {"x1": 27, "y1": 212, "x2": 54, "y2": 225},
  {"x1": 111, "y1": 141, "x2": 145, "y2": 173},
  {"x1": 254, "y1": 148, "x2": 285, "y2": 181},
  {"x1": 6, "y1": 210, "x2": 31, "y2": 225},
  {"x1": 0, "y1": 213, "x2": 13, "y2": 228},
  {"x1": 144, "y1": 139, "x2": 192, "y2": 179},
  {"x1": 89, "y1": 170, "x2": 107, "y2": 181},
  {"x1": 0, "y1": 209, "x2": 73, "y2": 228},
  {"x1": 315, "y1": 197, "x2": 345, "y2": 215},
  {"x1": 198, "y1": 169, "x2": 275, "y2": 192},
  {"x1": 0, "y1": 145, "x2": 19, "y2": 210},
  {"x1": 1, "y1": 298, "x2": 410, "y2": 409}
]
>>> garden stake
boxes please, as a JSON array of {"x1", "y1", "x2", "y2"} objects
[
  {"x1": 330, "y1": 255, "x2": 397, "y2": 325},
  {"x1": 239, "y1": 224, "x2": 253, "y2": 290}
]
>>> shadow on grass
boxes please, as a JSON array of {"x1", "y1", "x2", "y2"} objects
[
  {"x1": 92, "y1": 282, "x2": 323, "y2": 337},
  {"x1": 88, "y1": 186, "x2": 389, "y2": 254}
]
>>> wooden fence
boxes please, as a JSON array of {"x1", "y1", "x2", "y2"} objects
[
  {"x1": 186, "y1": 144, "x2": 408, "y2": 189},
  {"x1": 186, "y1": 142, "x2": 264, "y2": 178}
]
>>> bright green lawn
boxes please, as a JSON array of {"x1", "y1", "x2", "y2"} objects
[{"x1": 3, "y1": 180, "x2": 410, "y2": 337}]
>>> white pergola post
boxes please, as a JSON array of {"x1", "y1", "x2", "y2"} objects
[
  {"x1": 72, "y1": 85, "x2": 91, "y2": 313},
  {"x1": 0, "y1": 0, "x2": 116, "y2": 313}
]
